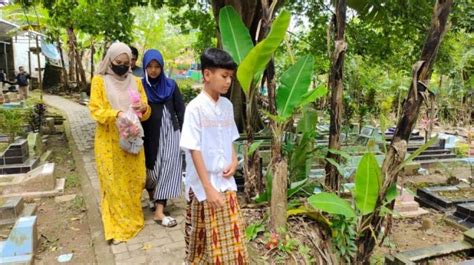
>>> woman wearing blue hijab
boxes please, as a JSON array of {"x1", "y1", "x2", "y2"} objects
[{"x1": 141, "y1": 49, "x2": 185, "y2": 227}]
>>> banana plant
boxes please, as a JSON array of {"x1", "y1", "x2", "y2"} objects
[
  {"x1": 219, "y1": 5, "x2": 326, "y2": 231},
  {"x1": 219, "y1": 6, "x2": 290, "y2": 200}
]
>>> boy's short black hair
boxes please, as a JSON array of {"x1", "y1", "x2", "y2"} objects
[
  {"x1": 200, "y1": 48, "x2": 237, "y2": 73},
  {"x1": 129, "y1": 46, "x2": 139, "y2": 57}
]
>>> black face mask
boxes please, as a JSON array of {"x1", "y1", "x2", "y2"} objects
[{"x1": 111, "y1": 64, "x2": 129, "y2": 76}]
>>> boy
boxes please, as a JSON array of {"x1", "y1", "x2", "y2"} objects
[
  {"x1": 16, "y1": 66, "x2": 30, "y2": 100},
  {"x1": 180, "y1": 48, "x2": 248, "y2": 264}
]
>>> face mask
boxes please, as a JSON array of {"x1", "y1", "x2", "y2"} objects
[{"x1": 111, "y1": 63, "x2": 129, "y2": 76}]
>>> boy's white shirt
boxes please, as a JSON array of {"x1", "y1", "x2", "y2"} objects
[{"x1": 180, "y1": 92, "x2": 240, "y2": 202}]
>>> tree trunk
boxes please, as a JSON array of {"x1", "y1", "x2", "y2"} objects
[
  {"x1": 354, "y1": 1, "x2": 453, "y2": 263},
  {"x1": 67, "y1": 27, "x2": 87, "y2": 91},
  {"x1": 56, "y1": 38, "x2": 69, "y2": 93},
  {"x1": 270, "y1": 124, "x2": 287, "y2": 233},
  {"x1": 325, "y1": 0, "x2": 347, "y2": 191},
  {"x1": 90, "y1": 42, "x2": 95, "y2": 81}
]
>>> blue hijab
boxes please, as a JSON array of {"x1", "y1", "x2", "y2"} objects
[{"x1": 142, "y1": 49, "x2": 175, "y2": 103}]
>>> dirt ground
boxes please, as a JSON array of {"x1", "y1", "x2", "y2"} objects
[{"x1": 32, "y1": 132, "x2": 95, "y2": 264}]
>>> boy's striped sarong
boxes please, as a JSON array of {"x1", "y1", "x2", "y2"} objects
[{"x1": 185, "y1": 191, "x2": 249, "y2": 265}]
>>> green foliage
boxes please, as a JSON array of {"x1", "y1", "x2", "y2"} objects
[
  {"x1": 288, "y1": 107, "x2": 318, "y2": 182},
  {"x1": 65, "y1": 174, "x2": 80, "y2": 188},
  {"x1": 308, "y1": 193, "x2": 356, "y2": 218},
  {"x1": 176, "y1": 79, "x2": 199, "y2": 103},
  {"x1": 248, "y1": 140, "x2": 263, "y2": 157},
  {"x1": 331, "y1": 215, "x2": 357, "y2": 263},
  {"x1": 218, "y1": 6, "x2": 253, "y2": 65},
  {"x1": 276, "y1": 55, "x2": 315, "y2": 119},
  {"x1": 454, "y1": 143, "x2": 470, "y2": 158},
  {"x1": 0, "y1": 109, "x2": 29, "y2": 143},
  {"x1": 69, "y1": 195, "x2": 85, "y2": 211},
  {"x1": 354, "y1": 152, "x2": 381, "y2": 215},
  {"x1": 237, "y1": 10, "x2": 291, "y2": 94},
  {"x1": 245, "y1": 221, "x2": 265, "y2": 241},
  {"x1": 299, "y1": 85, "x2": 328, "y2": 107},
  {"x1": 132, "y1": 5, "x2": 197, "y2": 64}
]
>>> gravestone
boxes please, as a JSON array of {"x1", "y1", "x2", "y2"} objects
[
  {"x1": 0, "y1": 139, "x2": 39, "y2": 175},
  {"x1": 416, "y1": 185, "x2": 474, "y2": 211},
  {"x1": 0, "y1": 197, "x2": 36, "y2": 226},
  {"x1": 0, "y1": 216, "x2": 37, "y2": 264},
  {"x1": 394, "y1": 190, "x2": 428, "y2": 218},
  {"x1": 0, "y1": 163, "x2": 56, "y2": 196}
]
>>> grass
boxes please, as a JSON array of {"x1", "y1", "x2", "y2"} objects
[
  {"x1": 69, "y1": 195, "x2": 85, "y2": 211},
  {"x1": 65, "y1": 174, "x2": 80, "y2": 188}
]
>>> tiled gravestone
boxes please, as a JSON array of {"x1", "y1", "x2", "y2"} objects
[
  {"x1": 449, "y1": 202, "x2": 474, "y2": 229},
  {"x1": 0, "y1": 216, "x2": 37, "y2": 264},
  {"x1": 0, "y1": 139, "x2": 39, "y2": 175},
  {"x1": 394, "y1": 189, "x2": 429, "y2": 218},
  {"x1": 416, "y1": 185, "x2": 474, "y2": 211},
  {"x1": 0, "y1": 197, "x2": 37, "y2": 226},
  {"x1": 0, "y1": 163, "x2": 62, "y2": 198}
]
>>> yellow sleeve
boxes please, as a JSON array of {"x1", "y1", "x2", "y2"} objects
[
  {"x1": 136, "y1": 78, "x2": 151, "y2": 121},
  {"x1": 89, "y1": 76, "x2": 120, "y2": 124}
]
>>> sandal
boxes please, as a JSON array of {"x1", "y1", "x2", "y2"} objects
[{"x1": 154, "y1": 216, "x2": 177, "y2": 227}]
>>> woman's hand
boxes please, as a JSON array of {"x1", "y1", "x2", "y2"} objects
[{"x1": 131, "y1": 101, "x2": 147, "y2": 114}]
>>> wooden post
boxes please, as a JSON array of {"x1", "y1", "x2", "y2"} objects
[{"x1": 35, "y1": 35, "x2": 42, "y2": 101}]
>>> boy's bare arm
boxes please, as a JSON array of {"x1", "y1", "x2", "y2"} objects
[
  {"x1": 190, "y1": 150, "x2": 225, "y2": 208},
  {"x1": 223, "y1": 146, "x2": 238, "y2": 178}
]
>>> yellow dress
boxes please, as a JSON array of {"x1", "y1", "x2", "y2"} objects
[{"x1": 89, "y1": 75, "x2": 151, "y2": 241}]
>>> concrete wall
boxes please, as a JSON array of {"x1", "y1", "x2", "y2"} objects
[{"x1": 12, "y1": 33, "x2": 46, "y2": 79}]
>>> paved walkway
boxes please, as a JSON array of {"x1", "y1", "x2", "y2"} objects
[{"x1": 44, "y1": 95, "x2": 186, "y2": 265}]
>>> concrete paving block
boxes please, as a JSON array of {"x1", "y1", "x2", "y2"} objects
[
  {"x1": 114, "y1": 251, "x2": 130, "y2": 261},
  {"x1": 148, "y1": 237, "x2": 173, "y2": 248},
  {"x1": 165, "y1": 241, "x2": 186, "y2": 251},
  {"x1": 111, "y1": 243, "x2": 127, "y2": 254},
  {"x1": 1, "y1": 216, "x2": 37, "y2": 258},
  {"x1": 169, "y1": 230, "x2": 184, "y2": 242},
  {"x1": 116, "y1": 255, "x2": 147, "y2": 265},
  {"x1": 127, "y1": 243, "x2": 142, "y2": 251}
]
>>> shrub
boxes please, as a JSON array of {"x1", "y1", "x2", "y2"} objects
[
  {"x1": 454, "y1": 143, "x2": 470, "y2": 157},
  {"x1": 177, "y1": 79, "x2": 200, "y2": 103},
  {"x1": 0, "y1": 108, "x2": 29, "y2": 143}
]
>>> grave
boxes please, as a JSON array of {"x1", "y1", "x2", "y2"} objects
[
  {"x1": 0, "y1": 163, "x2": 64, "y2": 199},
  {"x1": 0, "y1": 139, "x2": 39, "y2": 175},
  {"x1": 448, "y1": 202, "x2": 474, "y2": 230},
  {"x1": 0, "y1": 216, "x2": 37, "y2": 265},
  {"x1": 394, "y1": 190, "x2": 429, "y2": 218},
  {"x1": 0, "y1": 197, "x2": 36, "y2": 227},
  {"x1": 385, "y1": 228, "x2": 474, "y2": 264},
  {"x1": 416, "y1": 185, "x2": 474, "y2": 211}
]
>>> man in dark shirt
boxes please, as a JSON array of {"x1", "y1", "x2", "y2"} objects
[
  {"x1": 16, "y1": 66, "x2": 30, "y2": 99},
  {"x1": 130, "y1": 46, "x2": 144, "y2": 78},
  {"x1": 0, "y1": 68, "x2": 5, "y2": 97}
]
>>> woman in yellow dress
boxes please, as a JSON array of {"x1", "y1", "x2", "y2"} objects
[{"x1": 89, "y1": 42, "x2": 151, "y2": 244}]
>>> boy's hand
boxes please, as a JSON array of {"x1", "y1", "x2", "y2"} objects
[
  {"x1": 205, "y1": 187, "x2": 225, "y2": 208},
  {"x1": 223, "y1": 160, "x2": 237, "y2": 179}
]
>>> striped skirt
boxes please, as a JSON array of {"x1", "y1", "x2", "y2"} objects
[
  {"x1": 185, "y1": 191, "x2": 249, "y2": 265},
  {"x1": 146, "y1": 106, "x2": 182, "y2": 201}
]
